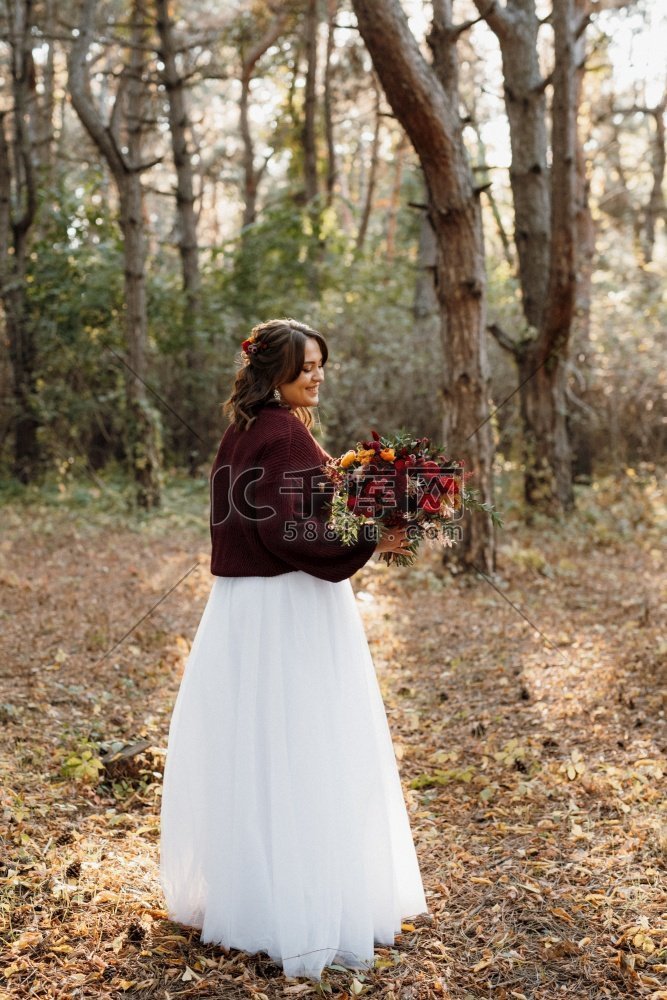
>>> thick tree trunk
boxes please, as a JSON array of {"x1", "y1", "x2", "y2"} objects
[
  {"x1": 569, "y1": 0, "x2": 596, "y2": 481},
  {"x1": 474, "y1": 0, "x2": 579, "y2": 515},
  {"x1": 522, "y1": 0, "x2": 577, "y2": 513},
  {"x1": 119, "y1": 178, "x2": 161, "y2": 509},
  {"x1": 123, "y1": 2, "x2": 161, "y2": 509},
  {"x1": 517, "y1": 351, "x2": 571, "y2": 511},
  {"x1": 352, "y1": 0, "x2": 496, "y2": 573},
  {"x1": 0, "y1": 0, "x2": 40, "y2": 483},
  {"x1": 0, "y1": 143, "x2": 39, "y2": 482},
  {"x1": 472, "y1": 0, "x2": 550, "y2": 329},
  {"x1": 155, "y1": 0, "x2": 203, "y2": 473},
  {"x1": 69, "y1": 0, "x2": 161, "y2": 509},
  {"x1": 155, "y1": 0, "x2": 200, "y2": 320}
]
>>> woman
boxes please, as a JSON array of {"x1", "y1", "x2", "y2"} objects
[{"x1": 159, "y1": 318, "x2": 428, "y2": 981}]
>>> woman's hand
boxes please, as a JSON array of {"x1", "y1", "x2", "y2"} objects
[{"x1": 375, "y1": 525, "x2": 410, "y2": 555}]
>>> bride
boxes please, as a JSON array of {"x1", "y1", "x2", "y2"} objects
[{"x1": 159, "y1": 318, "x2": 428, "y2": 980}]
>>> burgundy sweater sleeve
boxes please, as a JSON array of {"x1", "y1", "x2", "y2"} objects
[{"x1": 253, "y1": 420, "x2": 378, "y2": 583}]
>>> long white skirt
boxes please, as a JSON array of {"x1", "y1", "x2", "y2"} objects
[{"x1": 159, "y1": 570, "x2": 427, "y2": 980}]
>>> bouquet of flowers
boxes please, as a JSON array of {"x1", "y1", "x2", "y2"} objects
[{"x1": 323, "y1": 429, "x2": 502, "y2": 565}]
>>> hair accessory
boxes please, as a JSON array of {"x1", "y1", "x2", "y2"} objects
[{"x1": 241, "y1": 333, "x2": 269, "y2": 357}]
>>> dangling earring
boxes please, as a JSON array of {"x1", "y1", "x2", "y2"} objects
[{"x1": 273, "y1": 388, "x2": 282, "y2": 404}]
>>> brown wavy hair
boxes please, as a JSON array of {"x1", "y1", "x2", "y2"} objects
[{"x1": 223, "y1": 318, "x2": 329, "y2": 431}]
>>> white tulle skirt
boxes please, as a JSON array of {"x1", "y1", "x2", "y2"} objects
[{"x1": 159, "y1": 570, "x2": 427, "y2": 980}]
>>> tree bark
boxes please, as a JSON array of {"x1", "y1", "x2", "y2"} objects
[
  {"x1": 302, "y1": 0, "x2": 319, "y2": 204},
  {"x1": 239, "y1": 71, "x2": 258, "y2": 229},
  {"x1": 69, "y1": 0, "x2": 161, "y2": 509},
  {"x1": 568, "y1": 0, "x2": 596, "y2": 481},
  {"x1": 642, "y1": 86, "x2": 666, "y2": 264},
  {"x1": 518, "y1": 0, "x2": 578, "y2": 513},
  {"x1": 572, "y1": 0, "x2": 595, "y2": 348},
  {"x1": 0, "y1": 0, "x2": 40, "y2": 483},
  {"x1": 471, "y1": 0, "x2": 550, "y2": 330},
  {"x1": 352, "y1": 0, "x2": 496, "y2": 573},
  {"x1": 413, "y1": 202, "x2": 439, "y2": 321},
  {"x1": 323, "y1": 0, "x2": 338, "y2": 206},
  {"x1": 474, "y1": 0, "x2": 579, "y2": 514},
  {"x1": 155, "y1": 0, "x2": 204, "y2": 473},
  {"x1": 34, "y1": 0, "x2": 56, "y2": 177},
  {"x1": 355, "y1": 76, "x2": 381, "y2": 251},
  {"x1": 155, "y1": 0, "x2": 200, "y2": 321},
  {"x1": 385, "y1": 132, "x2": 407, "y2": 261},
  {"x1": 238, "y1": 9, "x2": 287, "y2": 229}
]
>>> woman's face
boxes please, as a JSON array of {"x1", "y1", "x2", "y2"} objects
[{"x1": 277, "y1": 337, "x2": 325, "y2": 409}]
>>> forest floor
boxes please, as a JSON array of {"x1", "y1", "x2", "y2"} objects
[{"x1": 0, "y1": 469, "x2": 665, "y2": 1000}]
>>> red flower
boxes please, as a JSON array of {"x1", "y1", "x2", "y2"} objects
[
  {"x1": 440, "y1": 475, "x2": 460, "y2": 496},
  {"x1": 418, "y1": 494, "x2": 441, "y2": 514}
]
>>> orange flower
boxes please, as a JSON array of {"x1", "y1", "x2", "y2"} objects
[
  {"x1": 380, "y1": 448, "x2": 395, "y2": 462},
  {"x1": 356, "y1": 448, "x2": 376, "y2": 464},
  {"x1": 340, "y1": 450, "x2": 357, "y2": 468}
]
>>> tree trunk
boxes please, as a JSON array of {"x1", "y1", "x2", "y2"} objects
[
  {"x1": 473, "y1": 0, "x2": 579, "y2": 515},
  {"x1": 155, "y1": 0, "x2": 200, "y2": 321},
  {"x1": 123, "y1": 2, "x2": 161, "y2": 509},
  {"x1": 239, "y1": 72, "x2": 258, "y2": 229},
  {"x1": 355, "y1": 76, "x2": 381, "y2": 251},
  {"x1": 34, "y1": 0, "x2": 56, "y2": 177},
  {"x1": 0, "y1": 0, "x2": 40, "y2": 483},
  {"x1": 302, "y1": 0, "x2": 319, "y2": 204},
  {"x1": 520, "y1": 0, "x2": 578, "y2": 513},
  {"x1": 472, "y1": 0, "x2": 550, "y2": 329},
  {"x1": 413, "y1": 203, "x2": 439, "y2": 321},
  {"x1": 569, "y1": 0, "x2": 596, "y2": 481},
  {"x1": 572, "y1": 0, "x2": 595, "y2": 351},
  {"x1": 352, "y1": 0, "x2": 496, "y2": 573},
  {"x1": 642, "y1": 86, "x2": 666, "y2": 264},
  {"x1": 238, "y1": 9, "x2": 287, "y2": 229},
  {"x1": 155, "y1": 0, "x2": 203, "y2": 473},
  {"x1": 385, "y1": 133, "x2": 407, "y2": 261},
  {"x1": 69, "y1": 0, "x2": 161, "y2": 509},
  {"x1": 324, "y1": 0, "x2": 338, "y2": 206},
  {"x1": 301, "y1": 0, "x2": 322, "y2": 295}
]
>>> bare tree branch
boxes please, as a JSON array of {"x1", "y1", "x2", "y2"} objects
[{"x1": 488, "y1": 323, "x2": 520, "y2": 356}]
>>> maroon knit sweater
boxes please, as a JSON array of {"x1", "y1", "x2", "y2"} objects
[{"x1": 210, "y1": 401, "x2": 378, "y2": 583}]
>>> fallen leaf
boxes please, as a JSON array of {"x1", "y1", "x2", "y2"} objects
[{"x1": 10, "y1": 930, "x2": 42, "y2": 952}]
